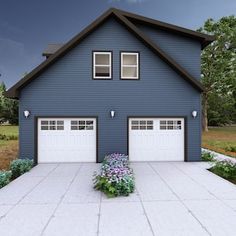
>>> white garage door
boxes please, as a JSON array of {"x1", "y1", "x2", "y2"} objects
[
  {"x1": 38, "y1": 118, "x2": 96, "y2": 163},
  {"x1": 129, "y1": 118, "x2": 184, "y2": 161}
]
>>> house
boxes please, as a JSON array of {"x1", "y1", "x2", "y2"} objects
[{"x1": 5, "y1": 8, "x2": 214, "y2": 163}]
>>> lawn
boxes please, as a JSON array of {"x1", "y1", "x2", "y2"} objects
[
  {"x1": 202, "y1": 126, "x2": 236, "y2": 158},
  {"x1": 0, "y1": 125, "x2": 19, "y2": 170}
]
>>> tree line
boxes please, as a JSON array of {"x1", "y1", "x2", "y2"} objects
[
  {"x1": 0, "y1": 16, "x2": 235, "y2": 130},
  {"x1": 0, "y1": 82, "x2": 18, "y2": 125}
]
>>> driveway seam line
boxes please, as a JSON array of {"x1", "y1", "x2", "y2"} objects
[
  {"x1": 148, "y1": 162, "x2": 212, "y2": 236},
  {"x1": 172, "y1": 162, "x2": 236, "y2": 212},
  {"x1": 0, "y1": 163, "x2": 60, "y2": 222},
  {"x1": 40, "y1": 163, "x2": 83, "y2": 236},
  {"x1": 96, "y1": 192, "x2": 102, "y2": 235},
  {"x1": 135, "y1": 186, "x2": 156, "y2": 236}
]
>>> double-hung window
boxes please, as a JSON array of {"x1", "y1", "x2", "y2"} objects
[
  {"x1": 121, "y1": 52, "x2": 139, "y2": 79},
  {"x1": 93, "y1": 52, "x2": 112, "y2": 79}
]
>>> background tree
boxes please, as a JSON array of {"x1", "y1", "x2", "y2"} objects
[
  {"x1": 198, "y1": 16, "x2": 236, "y2": 131},
  {"x1": 0, "y1": 82, "x2": 19, "y2": 125}
]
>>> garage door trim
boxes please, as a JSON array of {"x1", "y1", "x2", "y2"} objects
[
  {"x1": 127, "y1": 116, "x2": 187, "y2": 161},
  {"x1": 35, "y1": 116, "x2": 98, "y2": 164}
]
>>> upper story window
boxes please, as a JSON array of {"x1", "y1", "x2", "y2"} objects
[
  {"x1": 93, "y1": 52, "x2": 112, "y2": 79},
  {"x1": 121, "y1": 52, "x2": 139, "y2": 79}
]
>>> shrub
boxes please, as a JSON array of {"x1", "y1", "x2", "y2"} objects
[
  {"x1": 94, "y1": 153, "x2": 135, "y2": 197},
  {"x1": 225, "y1": 145, "x2": 236, "y2": 153},
  {"x1": 0, "y1": 171, "x2": 12, "y2": 188},
  {"x1": 210, "y1": 159, "x2": 236, "y2": 179},
  {"x1": 10, "y1": 159, "x2": 33, "y2": 179},
  {"x1": 201, "y1": 151, "x2": 215, "y2": 161}
]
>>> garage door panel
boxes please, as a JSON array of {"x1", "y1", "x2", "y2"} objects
[
  {"x1": 38, "y1": 118, "x2": 96, "y2": 163},
  {"x1": 129, "y1": 118, "x2": 184, "y2": 161}
]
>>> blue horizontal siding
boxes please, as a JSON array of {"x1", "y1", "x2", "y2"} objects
[
  {"x1": 19, "y1": 17, "x2": 201, "y2": 162},
  {"x1": 135, "y1": 23, "x2": 201, "y2": 79}
]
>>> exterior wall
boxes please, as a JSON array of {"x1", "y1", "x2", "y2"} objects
[
  {"x1": 135, "y1": 23, "x2": 201, "y2": 79},
  {"x1": 19, "y1": 17, "x2": 201, "y2": 162}
]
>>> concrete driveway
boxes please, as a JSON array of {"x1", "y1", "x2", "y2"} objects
[{"x1": 0, "y1": 162, "x2": 236, "y2": 236}]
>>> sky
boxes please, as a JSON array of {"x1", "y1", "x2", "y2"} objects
[{"x1": 0, "y1": 0, "x2": 236, "y2": 89}]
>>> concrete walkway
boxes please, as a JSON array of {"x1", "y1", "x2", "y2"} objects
[{"x1": 0, "y1": 162, "x2": 236, "y2": 236}]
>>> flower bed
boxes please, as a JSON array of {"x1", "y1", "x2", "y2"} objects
[
  {"x1": 209, "y1": 159, "x2": 236, "y2": 184},
  {"x1": 93, "y1": 153, "x2": 135, "y2": 197}
]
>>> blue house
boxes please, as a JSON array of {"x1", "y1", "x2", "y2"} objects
[{"x1": 5, "y1": 8, "x2": 214, "y2": 163}]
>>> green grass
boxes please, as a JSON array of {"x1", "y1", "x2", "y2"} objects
[
  {"x1": 0, "y1": 125, "x2": 19, "y2": 147},
  {"x1": 0, "y1": 125, "x2": 19, "y2": 136},
  {"x1": 202, "y1": 126, "x2": 236, "y2": 157}
]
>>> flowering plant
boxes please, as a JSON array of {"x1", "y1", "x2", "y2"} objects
[{"x1": 93, "y1": 153, "x2": 135, "y2": 197}]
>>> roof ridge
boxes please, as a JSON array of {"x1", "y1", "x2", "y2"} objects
[{"x1": 113, "y1": 8, "x2": 215, "y2": 46}]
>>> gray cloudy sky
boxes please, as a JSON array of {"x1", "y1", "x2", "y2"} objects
[{"x1": 0, "y1": 0, "x2": 235, "y2": 88}]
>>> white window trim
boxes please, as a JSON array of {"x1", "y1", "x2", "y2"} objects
[
  {"x1": 93, "y1": 52, "x2": 112, "y2": 79},
  {"x1": 121, "y1": 52, "x2": 139, "y2": 79}
]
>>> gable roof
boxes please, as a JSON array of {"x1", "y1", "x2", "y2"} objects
[{"x1": 5, "y1": 8, "x2": 214, "y2": 98}]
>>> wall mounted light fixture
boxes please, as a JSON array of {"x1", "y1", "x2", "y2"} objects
[
  {"x1": 110, "y1": 110, "x2": 115, "y2": 118},
  {"x1": 192, "y1": 110, "x2": 198, "y2": 119},
  {"x1": 23, "y1": 110, "x2": 30, "y2": 118}
]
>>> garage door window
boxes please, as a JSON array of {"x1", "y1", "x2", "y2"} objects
[
  {"x1": 160, "y1": 120, "x2": 182, "y2": 130},
  {"x1": 131, "y1": 120, "x2": 153, "y2": 130},
  {"x1": 71, "y1": 120, "x2": 94, "y2": 130},
  {"x1": 41, "y1": 120, "x2": 64, "y2": 130}
]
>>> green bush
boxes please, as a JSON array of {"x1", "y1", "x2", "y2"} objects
[
  {"x1": 0, "y1": 171, "x2": 12, "y2": 188},
  {"x1": 210, "y1": 160, "x2": 236, "y2": 179},
  {"x1": 201, "y1": 151, "x2": 215, "y2": 161},
  {"x1": 225, "y1": 145, "x2": 236, "y2": 153},
  {"x1": 10, "y1": 159, "x2": 33, "y2": 179}
]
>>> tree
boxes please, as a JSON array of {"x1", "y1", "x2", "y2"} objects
[
  {"x1": 0, "y1": 82, "x2": 19, "y2": 125},
  {"x1": 198, "y1": 16, "x2": 236, "y2": 131}
]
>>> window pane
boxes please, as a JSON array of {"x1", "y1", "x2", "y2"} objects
[
  {"x1": 41, "y1": 121, "x2": 48, "y2": 125},
  {"x1": 50, "y1": 121, "x2": 56, "y2": 125},
  {"x1": 123, "y1": 54, "x2": 137, "y2": 65},
  {"x1": 147, "y1": 121, "x2": 153, "y2": 125},
  {"x1": 160, "y1": 120, "x2": 166, "y2": 125},
  {"x1": 79, "y1": 120, "x2": 85, "y2": 125},
  {"x1": 57, "y1": 126, "x2": 64, "y2": 130},
  {"x1": 49, "y1": 126, "x2": 56, "y2": 130},
  {"x1": 86, "y1": 121, "x2": 93, "y2": 125},
  {"x1": 86, "y1": 126, "x2": 93, "y2": 130},
  {"x1": 57, "y1": 121, "x2": 64, "y2": 125},
  {"x1": 79, "y1": 126, "x2": 85, "y2": 130},
  {"x1": 140, "y1": 120, "x2": 146, "y2": 125},
  {"x1": 167, "y1": 121, "x2": 174, "y2": 125},
  {"x1": 122, "y1": 67, "x2": 137, "y2": 78},
  {"x1": 71, "y1": 121, "x2": 77, "y2": 125},
  {"x1": 41, "y1": 126, "x2": 48, "y2": 130},
  {"x1": 131, "y1": 126, "x2": 139, "y2": 130},
  {"x1": 95, "y1": 66, "x2": 110, "y2": 77},
  {"x1": 71, "y1": 126, "x2": 78, "y2": 130},
  {"x1": 147, "y1": 126, "x2": 153, "y2": 130},
  {"x1": 131, "y1": 120, "x2": 139, "y2": 125},
  {"x1": 160, "y1": 126, "x2": 166, "y2": 130},
  {"x1": 95, "y1": 54, "x2": 109, "y2": 65},
  {"x1": 140, "y1": 126, "x2": 146, "y2": 130}
]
